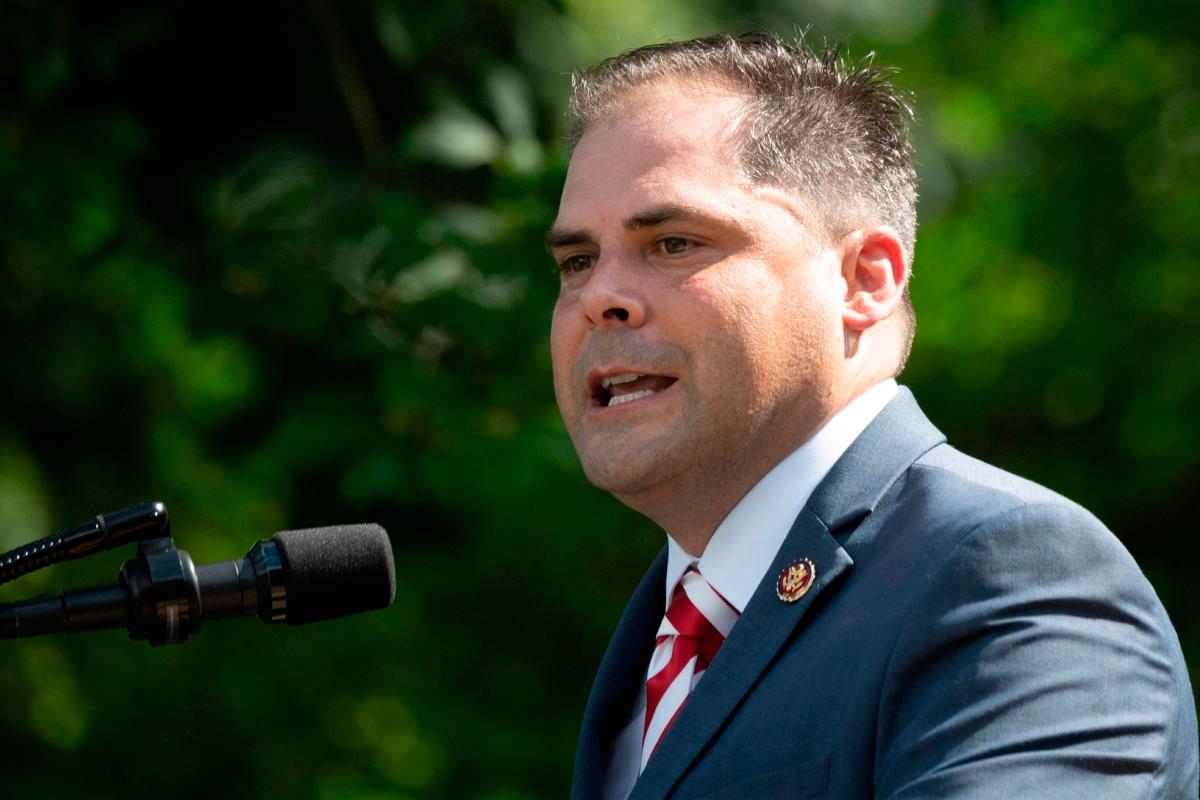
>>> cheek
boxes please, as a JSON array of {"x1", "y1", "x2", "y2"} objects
[
  {"x1": 550, "y1": 298, "x2": 576, "y2": 350},
  {"x1": 683, "y1": 273, "x2": 784, "y2": 383},
  {"x1": 689, "y1": 268, "x2": 786, "y2": 342},
  {"x1": 694, "y1": 266, "x2": 836, "y2": 396},
  {"x1": 549, "y1": 307, "x2": 576, "y2": 391},
  {"x1": 684, "y1": 267, "x2": 774, "y2": 323}
]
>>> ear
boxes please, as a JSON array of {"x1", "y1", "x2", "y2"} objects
[{"x1": 840, "y1": 226, "x2": 908, "y2": 331}]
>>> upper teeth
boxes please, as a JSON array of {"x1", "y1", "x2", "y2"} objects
[{"x1": 602, "y1": 373, "x2": 642, "y2": 389}]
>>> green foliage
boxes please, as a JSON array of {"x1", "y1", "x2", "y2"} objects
[{"x1": 1, "y1": 1, "x2": 1197, "y2": 796}]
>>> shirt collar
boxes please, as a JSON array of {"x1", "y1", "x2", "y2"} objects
[{"x1": 663, "y1": 379, "x2": 898, "y2": 612}]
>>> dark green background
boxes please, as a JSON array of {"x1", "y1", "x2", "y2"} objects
[{"x1": 2, "y1": 1, "x2": 1198, "y2": 797}]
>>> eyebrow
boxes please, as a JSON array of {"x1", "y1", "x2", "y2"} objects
[
  {"x1": 544, "y1": 203, "x2": 714, "y2": 252},
  {"x1": 624, "y1": 203, "x2": 709, "y2": 230},
  {"x1": 543, "y1": 227, "x2": 596, "y2": 252}
]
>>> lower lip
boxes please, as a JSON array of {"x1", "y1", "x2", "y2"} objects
[{"x1": 587, "y1": 380, "x2": 679, "y2": 417}]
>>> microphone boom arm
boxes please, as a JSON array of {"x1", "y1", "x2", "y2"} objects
[{"x1": 0, "y1": 502, "x2": 170, "y2": 587}]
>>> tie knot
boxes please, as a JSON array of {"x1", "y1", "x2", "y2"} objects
[{"x1": 663, "y1": 568, "x2": 739, "y2": 641}]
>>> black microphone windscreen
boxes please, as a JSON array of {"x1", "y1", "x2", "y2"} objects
[{"x1": 272, "y1": 523, "x2": 396, "y2": 625}]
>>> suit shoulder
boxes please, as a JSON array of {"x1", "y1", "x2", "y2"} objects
[
  {"x1": 913, "y1": 442, "x2": 1079, "y2": 509},
  {"x1": 903, "y1": 442, "x2": 1109, "y2": 541},
  {"x1": 873, "y1": 450, "x2": 1199, "y2": 796},
  {"x1": 885, "y1": 442, "x2": 1157, "y2": 619}
]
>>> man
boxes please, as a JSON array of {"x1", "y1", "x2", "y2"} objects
[{"x1": 547, "y1": 32, "x2": 1197, "y2": 799}]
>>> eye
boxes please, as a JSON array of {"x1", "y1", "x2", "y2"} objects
[
  {"x1": 557, "y1": 253, "x2": 595, "y2": 274},
  {"x1": 658, "y1": 236, "x2": 693, "y2": 255}
]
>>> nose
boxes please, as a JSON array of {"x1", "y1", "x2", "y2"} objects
[{"x1": 578, "y1": 257, "x2": 646, "y2": 330}]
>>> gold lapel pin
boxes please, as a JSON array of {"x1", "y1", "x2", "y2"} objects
[{"x1": 776, "y1": 558, "x2": 816, "y2": 603}]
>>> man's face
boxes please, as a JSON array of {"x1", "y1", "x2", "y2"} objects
[{"x1": 549, "y1": 80, "x2": 846, "y2": 514}]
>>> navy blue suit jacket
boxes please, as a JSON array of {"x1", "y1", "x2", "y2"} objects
[{"x1": 572, "y1": 388, "x2": 1198, "y2": 798}]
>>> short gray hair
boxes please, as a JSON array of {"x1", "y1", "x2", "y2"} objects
[{"x1": 566, "y1": 32, "x2": 918, "y2": 365}]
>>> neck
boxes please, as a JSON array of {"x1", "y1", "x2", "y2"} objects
[
  {"x1": 624, "y1": 363, "x2": 897, "y2": 555},
  {"x1": 621, "y1": 472, "x2": 763, "y2": 557},
  {"x1": 617, "y1": 405, "x2": 835, "y2": 555}
]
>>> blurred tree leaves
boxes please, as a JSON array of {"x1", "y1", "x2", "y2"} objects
[{"x1": 1, "y1": 0, "x2": 1198, "y2": 797}]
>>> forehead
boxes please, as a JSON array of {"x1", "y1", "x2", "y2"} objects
[
  {"x1": 557, "y1": 80, "x2": 751, "y2": 220},
  {"x1": 583, "y1": 77, "x2": 747, "y2": 153}
]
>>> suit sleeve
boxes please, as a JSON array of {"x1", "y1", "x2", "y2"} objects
[{"x1": 873, "y1": 502, "x2": 1198, "y2": 799}]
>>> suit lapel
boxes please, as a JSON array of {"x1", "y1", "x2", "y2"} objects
[
  {"x1": 572, "y1": 549, "x2": 667, "y2": 798},
  {"x1": 630, "y1": 387, "x2": 946, "y2": 798},
  {"x1": 805, "y1": 387, "x2": 945, "y2": 535}
]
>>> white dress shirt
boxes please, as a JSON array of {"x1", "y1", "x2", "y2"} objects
[{"x1": 603, "y1": 379, "x2": 899, "y2": 799}]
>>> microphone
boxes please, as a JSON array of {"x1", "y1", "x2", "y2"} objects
[{"x1": 0, "y1": 523, "x2": 395, "y2": 645}]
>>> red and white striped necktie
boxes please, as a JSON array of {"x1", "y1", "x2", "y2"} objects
[{"x1": 641, "y1": 567, "x2": 739, "y2": 771}]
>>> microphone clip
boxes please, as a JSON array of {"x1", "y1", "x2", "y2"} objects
[
  {"x1": 119, "y1": 535, "x2": 202, "y2": 646},
  {"x1": 115, "y1": 531, "x2": 289, "y2": 645}
]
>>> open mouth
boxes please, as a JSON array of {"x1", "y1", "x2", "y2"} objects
[{"x1": 590, "y1": 372, "x2": 677, "y2": 408}]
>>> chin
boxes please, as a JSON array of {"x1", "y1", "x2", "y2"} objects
[
  {"x1": 581, "y1": 461, "x2": 653, "y2": 496},
  {"x1": 579, "y1": 451, "x2": 676, "y2": 500}
]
